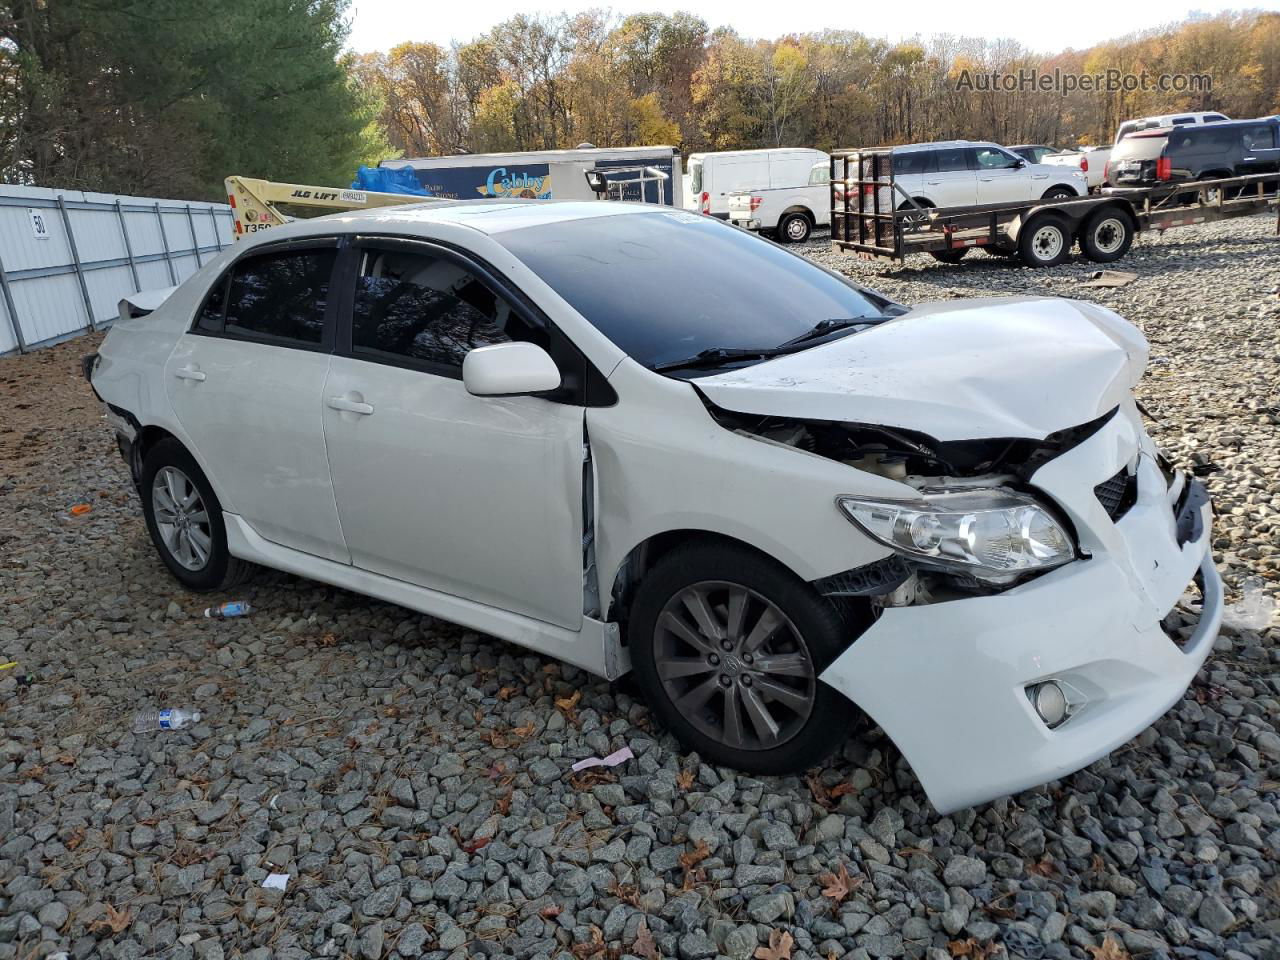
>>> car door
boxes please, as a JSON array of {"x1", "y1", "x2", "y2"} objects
[
  {"x1": 320, "y1": 238, "x2": 586, "y2": 629},
  {"x1": 923, "y1": 147, "x2": 977, "y2": 208},
  {"x1": 164, "y1": 240, "x2": 350, "y2": 563},
  {"x1": 971, "y1": 145, "x2": 1033, "y2": 203}
]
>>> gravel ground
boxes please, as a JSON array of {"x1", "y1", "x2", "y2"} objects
[{"x1": 1, "y1": 214, "x2": 1277, "y2": 960}]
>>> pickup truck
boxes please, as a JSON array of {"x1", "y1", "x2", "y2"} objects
[
  {"x1": 727, "y1": 159, "x2": 830, "y2": 243},
  {"x1": 1011, "y1": 144, "x2": 1110, "y2": 192}
]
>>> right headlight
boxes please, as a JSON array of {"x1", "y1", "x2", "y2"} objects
[{"x1": 836, "y1": 489, "x2": 1075, "y2": 583}]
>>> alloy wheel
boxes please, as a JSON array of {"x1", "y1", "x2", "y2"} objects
[
  {"x1": 152, "y1": 466, "x2": 212, "y2": 571},
  {"x1": 653, "y1": 581, "x2": 816, "y2": 751}
]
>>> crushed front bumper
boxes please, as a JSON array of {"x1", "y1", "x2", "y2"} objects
[{"x1": 819, "y1": 404, "x2": 1222, "y2": 814}]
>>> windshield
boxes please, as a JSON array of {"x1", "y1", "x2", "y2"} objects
[
  {"x1": 495, "y1": 211, "x2": 887, "y2": 372},
  {"x1": 690, "y1": 159, "x2": 703, "y2": 194}
]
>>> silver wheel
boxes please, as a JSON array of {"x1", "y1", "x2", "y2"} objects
[
  {"x1": 1092, "y1": 217, "x2": 1126, "y2": 255},
  {"x1": 783, "y1": 215, "x2": 810, "y2": 242},
  {"x1": 1030, "y1": 224, "x2": 1065, "y2": 261},
  {"x1": 653, "y1": 581, "x2": 816, "y2": 751},
  {"x1": 152, "y1": 466, "x2": 212, "y2": 572}
]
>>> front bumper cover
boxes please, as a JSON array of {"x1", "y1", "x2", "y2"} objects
[{"x1": 819, "y1": 406, "x2": 1221, "y2": 814}]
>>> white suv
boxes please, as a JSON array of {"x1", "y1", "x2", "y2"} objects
[
  {"x1": 86, "y1": 200, "x2": 1221, "y2": 814},
  {"x1": 893, "y1": 141, "x2": 1088, "y2": 214}
]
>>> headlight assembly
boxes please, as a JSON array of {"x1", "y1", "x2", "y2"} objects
[{"x1": 837, "y1": 489, "x2": 1075, "y2": 583}]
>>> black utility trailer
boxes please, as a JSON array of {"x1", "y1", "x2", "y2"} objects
[{"x1": 830, "y1": 147, "x2": 1280, "y2": 268}]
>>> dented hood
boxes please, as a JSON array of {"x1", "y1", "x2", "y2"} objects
[{"x1": 696, "y1": 296, "x2": 1148, "y2": 441}]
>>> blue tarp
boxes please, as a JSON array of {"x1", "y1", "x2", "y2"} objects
[{"x1": 351, "y1": 166, "x2": 431, "y2": 196}]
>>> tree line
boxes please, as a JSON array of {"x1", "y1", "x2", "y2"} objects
[
  {"x1": 1, "y1": 5, "x2": 1277, "y2": 202},
  {"x1": 354, "y1": 10, "x2": 1280, "y2": 160}
]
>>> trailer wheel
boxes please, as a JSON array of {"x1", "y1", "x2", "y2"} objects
[
  {"x1": 1018, "y1": 214, "x2": 1071, "y2": 268},
  {"x1": 929, "y1": 248, "x2": 969, "y2": 264},
  {"x1": 1080, "y1": 209, "x2": 1134, "y2": 263},
  {"x1": 777, "y1": 212, "x2": 812, "y2": 244}
]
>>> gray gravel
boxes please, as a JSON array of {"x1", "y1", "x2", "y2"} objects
[{"x1": 1, "y1": 213, "x2": 1277, "y2": 960}]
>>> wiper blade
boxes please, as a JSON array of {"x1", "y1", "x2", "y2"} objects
[
  {"x1": 651, "y1": 346, "x2": 787, "y2": 373},
  {"x1": 778, "y1": 315, "x2": 891, "y2": 348}
]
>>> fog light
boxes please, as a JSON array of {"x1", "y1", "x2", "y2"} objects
[{"x1": 1030, "y1": 681, "x2": 1068, "y2": 728}]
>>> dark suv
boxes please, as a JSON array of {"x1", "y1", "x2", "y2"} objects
[{"x1": 1105, "y1": 117, "x2": 1280, "y2": 189}]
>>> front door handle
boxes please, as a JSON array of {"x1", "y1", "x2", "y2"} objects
[
  {"x1": 327, "y1": 396, "x2": 374, "y2": 415},
  {"x1": 174, "y1": 366, "x2": 205, "y2": 382}
]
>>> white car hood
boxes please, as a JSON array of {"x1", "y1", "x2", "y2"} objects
[{"x1": 695, "y1": 296, "x2": 1148, "y2": 441}]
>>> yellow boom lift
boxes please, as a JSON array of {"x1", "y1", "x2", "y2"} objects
[{"x1": 224, "y1": 176, "x2": 440, "y2": 240}]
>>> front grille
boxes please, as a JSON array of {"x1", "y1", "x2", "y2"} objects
[{"x1": 1094, "y1": 468, "x2": 1137, "y2": 520}]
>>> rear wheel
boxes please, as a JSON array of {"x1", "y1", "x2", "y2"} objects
[
  {"x1": 1080, "y1": 208, "x2": 1134, "y2": 263},
  {"x1": 1018, "y1": 214, "x2": 1072, "y2": 267},
  {"x1": 929, "y1": 248, "x2": 970, "y2": 264},
  {"x1": 629, "y1": 543, "x2": 858, "y2": 774},
  {"x1": 777, "y1": 212, "x2": 812, "y2": 243},
  {"x1": 140, "y1": 439, "x2": 254, "y2": 592}
]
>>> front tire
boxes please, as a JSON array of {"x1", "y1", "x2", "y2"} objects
[
  {"x1": 1018, "y1": 214, "x2": 1072, "y2": 267},
  {"x1": 629, "y1": 543, "x2": 858, "y2": 774},
  {"x1": 777, "y1": 212, "x2": 812, "y2": 244},
  {"x1": 140, "y1": 438, "x2": 253, "y2": 592}
]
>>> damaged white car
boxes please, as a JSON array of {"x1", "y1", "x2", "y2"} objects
[{"x1": 85, "y1": 201, "x2": 1222, "y2": 814}]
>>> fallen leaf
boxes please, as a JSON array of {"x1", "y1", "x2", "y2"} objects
[
  {"x1": 1086, "y1": 937, "x2": 1131, "y2": 960},
  {"x1": 633, "y1": 919, "x2": 660, "y2": 960},
  {"x1": 819, "y1": 862, "x2": 860, "y2": 903},
  {"x1": 755, "y1": 929, "x2": 794, "y2": 960},
  {"x1": 948, "y1": 938, "x2": 998, "y2": 959},
  {"x1": 92, "y1": 903, "x2": 133, "y2": 934}
]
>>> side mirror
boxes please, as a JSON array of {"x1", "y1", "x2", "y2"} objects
[{"x1": 463, "y1": 342, "x2": 561, "y2": 397}]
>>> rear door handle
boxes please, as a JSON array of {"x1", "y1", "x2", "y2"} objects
[
  {"x1": 327, "y1": 396, "x2": 374, "y2": 415},
  {"x1": 174, "y1": 366, "x2": 205, "y2": 382}
]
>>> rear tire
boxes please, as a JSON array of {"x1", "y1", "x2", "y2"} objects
[
  {"x1": 777, "y1": 212, "x2": 812, "y2": 244},
  {"x1": 140, "y1": 438, "x2": 254, "y2": 592},
  {"x1": 929, "y1": 248, "x2": 969, "y2": 264},
  {"x1": 629, "y1": 543, "x2": 859, "y2": 774},
  {"x1": 1018, "y1": 214, "x2": 1072, "y2": 267},
  {"x1": 1079, "y1": 208, "x2": 1134, "y2": 263}
]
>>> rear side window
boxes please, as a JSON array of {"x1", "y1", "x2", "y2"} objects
[
  {"x1": 350, "y1": 248, "x2": 540, "y2": 371},
  {"x1": 934, "y1": 147, "x2": 970, "y2": 172},
  {"x1": 224, "y1": 248, "x2": 336, "y2": 346}
]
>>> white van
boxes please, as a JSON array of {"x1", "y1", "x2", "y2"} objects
[{"x1": 686, "y1": 148, "x2": 828, "y2": 218}]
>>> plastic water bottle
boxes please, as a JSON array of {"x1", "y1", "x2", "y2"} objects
[
  {"x1": 133, "y1": 707, "x2": 202, "y2": 733},
  {"x1": 204, "y1": 601, "x2": 251, "y2": 619}
]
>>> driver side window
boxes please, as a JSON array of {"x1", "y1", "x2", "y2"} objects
[{"x1": 350, "y1": 248, "x2": 543, "y2": 373}]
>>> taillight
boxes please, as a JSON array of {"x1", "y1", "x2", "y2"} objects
[
  {"x1": 700, "y1": 191, "x2": 710, "y2": 215},
  {"x1": 1080, "y1": 156, "x2": 1088, "y2": 173},
  {"x1": 749, "y1": 196, "x2": 762, "y2": 212},
  {"x1": 1156, "y1": 157, "x2": 1172, "y2": 181}
]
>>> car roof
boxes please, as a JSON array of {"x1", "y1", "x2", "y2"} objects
[{"x1": 269, "y1": 199, "x2": 685, "y2": 239}]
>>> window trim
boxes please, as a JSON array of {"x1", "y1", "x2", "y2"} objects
[
  {"x1": 188, "y1": 236, "x2": 343, "y2": 354},
  {"x1": 335, "y1": 235, "x2": 617, "y2": 407}
]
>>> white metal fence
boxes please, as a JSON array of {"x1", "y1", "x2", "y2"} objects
[{"x1": 0, "y1": 184, "x2": 234, "y2": 355}]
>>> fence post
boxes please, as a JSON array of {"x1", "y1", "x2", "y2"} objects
[
  {"x1": 0, "y1": 250, "x2": 27, "y2": 354},
  {"x1": 209, "y1": 206, "x2": 224, "y2": 251},
  {"x1": 185, "y1": 204, "x2": 202, "y2": 267},
  {"x1": 115, "y1": 200, "x2": 141, "y2": 292},
  {"x1": 155, "y1": 203, "x2": 178, "y2": 285},
  {"x1": 57, "y1": 195, "x2": 97, "y2": 333}
]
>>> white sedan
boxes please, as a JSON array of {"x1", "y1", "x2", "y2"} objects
[{"x1": 86, "y1": 200, "x2": 1221, "y2": 813}]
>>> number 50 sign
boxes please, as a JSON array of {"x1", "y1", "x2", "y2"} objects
[{"x1": 28, "y1": 208, "x2": 51, "y2": 239}]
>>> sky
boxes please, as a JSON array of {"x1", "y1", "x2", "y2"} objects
[{"x1": 345, "y1": 0, "x2": 1279, "y2": 54}]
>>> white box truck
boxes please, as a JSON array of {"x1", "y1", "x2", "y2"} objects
[{"x1": 685, "y1": 148, "x2": 828, "y2": 219}]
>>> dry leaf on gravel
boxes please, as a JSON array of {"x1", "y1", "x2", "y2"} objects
[
  {"x1": 1086, "y1": 937, "x2": 1132, "y2": 960},
  {"x1": 633, "y1": 918, "x2": 660, "y2": 960},
  {"x1": 754, "y1": 929, "x2": 794, "y2": 960},
  {"x1": 819, "y1": 862, "x2": 859, "y2": 903}
]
